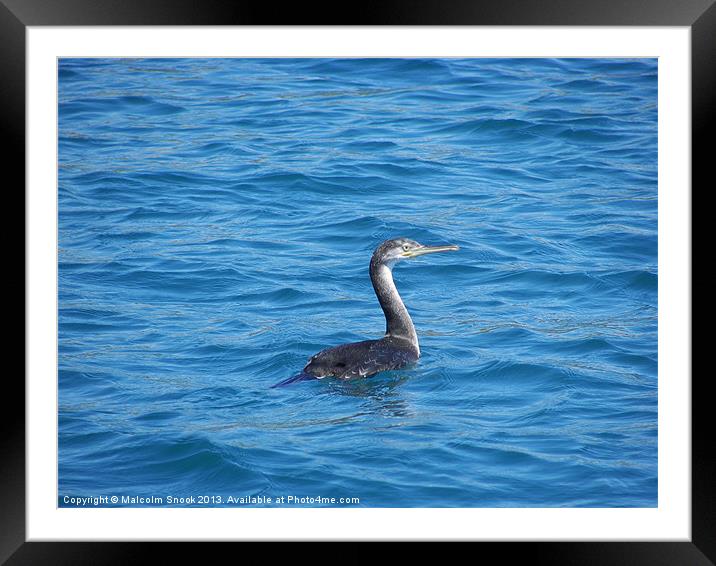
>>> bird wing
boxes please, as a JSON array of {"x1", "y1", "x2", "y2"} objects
[
  {"x1": 304, "y1": 339, "x2": 414, "y2": 380},
  {"x1": 336, "y1": 342, "x2": 414, "y2": 379}
]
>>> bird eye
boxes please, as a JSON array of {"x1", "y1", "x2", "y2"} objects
[{"x1": 402, "y1": 244, "x2": 410, "y2": 251}]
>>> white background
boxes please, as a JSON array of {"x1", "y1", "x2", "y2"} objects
[{"x1": 27, "y1": 26, "x2": 691, "y2": 541}]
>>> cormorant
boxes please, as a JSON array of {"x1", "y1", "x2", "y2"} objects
[{"x1": 271, "y1": 237, "x2": 458, "y2": 387}]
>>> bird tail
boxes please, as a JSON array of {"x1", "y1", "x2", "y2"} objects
[{"x1": 270, "y1": 371, "x2": 316, "y2": 388}]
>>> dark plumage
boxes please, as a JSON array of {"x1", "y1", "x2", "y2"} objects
[
  {"x1": 271, "y1": 237, "x2": 458, "y2": 387},
  {"x1": 303, "y1": 336, "x2": 417, "y2": 380}
]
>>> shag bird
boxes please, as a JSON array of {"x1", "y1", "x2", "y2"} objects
[{"x1": 271, "y1": 237, "x2": 459, "y2": 387}]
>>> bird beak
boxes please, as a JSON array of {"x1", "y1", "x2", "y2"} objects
[{"x1": 404, "y1": 244, "x2": 459, "y2": 258}]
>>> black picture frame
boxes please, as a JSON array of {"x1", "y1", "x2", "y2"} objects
[{"x1": 7, "y1": 0, "x2": 708, "y2": 562}]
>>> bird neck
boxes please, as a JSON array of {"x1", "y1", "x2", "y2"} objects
[{"x1": 369, "y1": 260, "x2": 419, "y2": 354}]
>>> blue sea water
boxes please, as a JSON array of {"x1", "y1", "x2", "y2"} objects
[{"x1": 58, "y1": 58, "x2": 657, "y2": 508}]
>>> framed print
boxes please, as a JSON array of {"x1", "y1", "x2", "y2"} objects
[{"x1": 9, "y1": 0, "x2": 709, "y2": 563}]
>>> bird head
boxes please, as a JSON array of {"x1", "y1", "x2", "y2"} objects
[{"x1": 371, "y1": 237, "x2": 459, "y2": 268}]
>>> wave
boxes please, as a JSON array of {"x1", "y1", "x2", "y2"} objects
[{"x1": 60, "y1": 95, "x2": 185, "y2": 118}]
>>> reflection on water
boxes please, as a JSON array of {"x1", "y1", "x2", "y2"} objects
[{"x1": 327, "y1": 373, "x2": 414, "y2": 419}]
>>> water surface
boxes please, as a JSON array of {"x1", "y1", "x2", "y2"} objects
[{"x1": 58, "y1": 58, "x2": 657, "y2": 507}]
